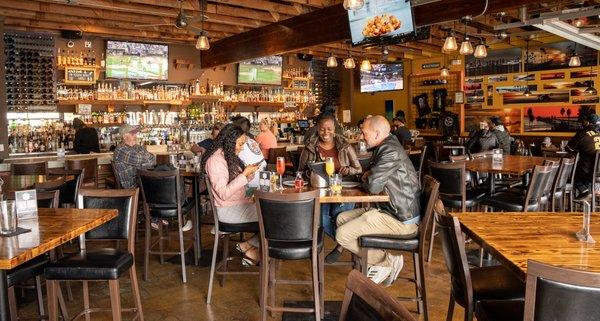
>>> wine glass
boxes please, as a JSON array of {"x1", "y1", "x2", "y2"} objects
[{"x1": 276, "y1": 157, "x2": 285, "y2": 190}]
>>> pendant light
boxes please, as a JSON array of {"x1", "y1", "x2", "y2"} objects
[
  {"x1": 344, "y1": 51, "x2": 355, "y2": 69},
  {"x1": 360, "y1": 57, "x2": 372, "y2": 71},
  {"x1": 443, "y1": 31, "x2": 458, "y2": 52},
  {"x1": 343, "y1": 0, "x2": 364, "y2": 11},
  {"x1": 585, "y1": 65, "x2": 597, "y2": 94},
  {"x1": 473, "y1": 39, "x2": 487, "y2": 58},
  {"x1": 440, "y1": 66, "x2": 450, "y2": 77},
  {"x1": 523, "y1": 39, "x2": 532, "y2": 96},
  {"x1": 196, "y1": 0, "x2": 210, "y2": 50},
  {"x1": 569, "y1": 43, "x2": 581, "y2": 67},
  {"x1": 459, "y1": 16, "x2": 473, "y2": 55},
  {"x1": 326, "y1": 53, "x2": 338, "y2": 68}
]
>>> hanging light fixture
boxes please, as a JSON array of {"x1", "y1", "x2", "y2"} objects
[
  {"x1": 523, "y1": 39, "x2": 532, "y2": 96},
  {"x1": 585, "y1": 65, "x2": 597, "y2": 94},
  {"x1": 326, "y1": 53, "x2": 338, "y2": 68},
  {"x1": 440, "y1": 66, "x2": 450, "y2": 77},
  {"x1": 360, "y1": 57, "x2": 372, "y2": 71},
  {"x1": 443, "y1": 31, "x2": 458, "y2": 52},
  {"x1": 569, "y1": 43, "x2": 581, "y2": 67},
  {"x1": 343, "y1": 0, "x2": 364, "y2": 11},
  {"x1": 459, "y1": 16, "x2": 473, "y2": 55},
  {"x1": 196, "y1": 0, "x2": 210, "y2": 50},
  {"x1": 474, "y1": 39, "x2": 487, "y2": 58},
  {"x1": 344, "y1": 51, "x2": 355, "y2": 69}
]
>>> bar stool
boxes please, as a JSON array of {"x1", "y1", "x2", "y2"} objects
[
  {"x1": 10, "y1": 161, "x2": 48, "y2": 176},
  {"x1": 65, "y1": 158, "x2": 98, "y2": 188}
]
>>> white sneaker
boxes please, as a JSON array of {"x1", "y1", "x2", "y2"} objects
[
  {"x1": 366, "y1": 265, "x2": 392, "y2": 285},
  {"x1": 382, "y1": 255, "x2": 404, "y2": 287},
  {"x1": 181, "y1": 220, "x2": 193, "y2": 232}
]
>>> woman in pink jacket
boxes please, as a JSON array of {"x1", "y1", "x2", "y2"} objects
[{"x1": 203, "y1": 124, "x2": 261, "y2": 265}]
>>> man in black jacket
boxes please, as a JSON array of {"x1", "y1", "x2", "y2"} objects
[
  {"x1": 490, "y1": 116, "x2": 511, "y2": 154},
  {"x1": 73, "y1": 118, "x2": 100, "y2": 154},
  {"x1": 567, "y1": 114, "x2": 600, "y2": 197},
  {"x1": 335, "y1": 116, "x2": 420, "y2": 286}
]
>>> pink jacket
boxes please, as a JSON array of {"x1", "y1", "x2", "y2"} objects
[{"x1": 206, "y1": 149, "x2": 251, "y2": 207}]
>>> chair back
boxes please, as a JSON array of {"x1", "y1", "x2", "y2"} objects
[
  {"x1": 524, "y1": 165, "x2": 554, "y2": 211},
  {"x1": 110, "y1": 160, "x2": 122, "y2": 189},
  {"x1": 409, "y1": 146, "x2": 428, "y2": 186},
  {"x1": 65, "y1": 158, "x2": 98, "y2": 187},
  {"x1": 338, "y1": 270, "x2": 416, "y2": 321},
  {"x1": 554, "y1": 157, "x2": 575, "y2": 194},
  {"x1": 137, "y1": 169, "x2": 183, "y2": 208},
  {"x1": 267, "y1": 147, "x2": 287, "y2": 164},
  {"x1": 34, "y1": 178, "x2": 65, "y2": 193},
  {"x1": 435, "y1": 145, "x2": 465, "y2": 163},
  {"x1": 11, "y1": 161, "x2": 48, "y2": 176},
  {"x1": 570, "y1": 152, "x2": 580, "y2": 189},
  {"x1": 417, "y1": 176, "x2": 440, "y2": 257},
  {"x1": 428, "y1": 160, "x2": 467, "y2": 211},
  {"x1": 204, "y1": 176, "x2": 220, "y2": 227},
  {"x1": 255, "y1": 189, "x2": 320, "y2": 242},
  {"x1": 524, "y1": 260, "x2": 600, "y2": 321},
  {"x1": 77, "y1": 189, "x2": 138, "y2": 249},
  {"x1": 436, "y1": 214, "x2": 473, "y2": 307},
  {"x1": 61, "y1": 169, "x2": 84, "y2": 206},
  {"x1": 155, "y1": 154, "x2": 172, "y2": 166}
]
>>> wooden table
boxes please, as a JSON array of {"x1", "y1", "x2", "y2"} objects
[
  {"x1": 464, "y1": 155, "x2": 548, "y2": 194},
  {"x1": 0, "y1": 175, "x2": 61, "y2": 193},
  {"x1": 453, "y1": 212, "x2": 600, "y2": 280},
  {"x1": 280, "y1": 187, "x2": 389, "y2": 204},
  {"x1": 0, "y1": 208, "x2": 117, "y2": 321}
]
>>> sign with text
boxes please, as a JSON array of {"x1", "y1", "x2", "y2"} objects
[
  {"x1": 65, "y1": 66, "x2": 96, "y2": 85},
  {"x1": 14, "y1": 190, "x2": 38, "y2": 219},
  {"x1": 77, "y1": 104, "x2": 92, "y2": 115},
  {"x1": 421, "y1": 62, "x2": 440, "y2": 69}
]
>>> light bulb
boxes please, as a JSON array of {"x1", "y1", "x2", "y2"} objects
[
  {"x1": 343, "y1": 0, "x2": 364, "y2": 11},
  {"x1": 196, "y1": 35, "x2": 210, "y2": 50},
  {"x1": 523, "y1": 88, "x2": 532, "y2": 96},
  {"x1": 326, "y1": 54, "x2": 338, "y2": 68},
  {"x1": 440, "y1": 66, "x2": 450, "y2": 77},
  {"x1": 586, "y1": 85, "x2": 597, "y2": 94},
  {"x1": 443, "y1": 35, "x2": 458, "y2": 52},
  {"x1": 360, "y1": 58, "x2": 372, "y2": 71},
  {"x1": 574, "y1": 19, "x2": 584, "y2": 27},
  {"x1": 474, "y1": 44, "x2": 487, "y2": 58},
  {"x1": 459, "y1": 38, "x2": 473, "y2": 55},
  {"x1": 569, "y1": 55, "x2": 581, "y2": 67},
  {"x1": 344, "y1": 57, "x2": 356, "y2": 69}
]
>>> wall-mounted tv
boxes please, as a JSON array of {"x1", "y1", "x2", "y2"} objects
[
  {"x1": 360, "y1": 63, "x2": 404, "y2": 93},
  {"x1": 105, "y1": 40, "x2": 169, "y2": 80},
  {"x1": 237, "y1": 56, "x2": 283, "y2": 86},
  {"x1": 348, "y1": 0, "x2": 415, "y2": 47}
]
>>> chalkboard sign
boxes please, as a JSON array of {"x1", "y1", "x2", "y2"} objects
[{"x1": 65, "y1": 67, "x2": 96, "y2": 85}]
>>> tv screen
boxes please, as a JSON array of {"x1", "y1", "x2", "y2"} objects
[
  {"x1": 237, "y1": 56, "x2": 283, "y2": 86},
  {"x1": 348, "y1": 0, "x2": 415, "y2": 46},
  {"x1": 105, "y1": 40, "x2": 168, "y2": 80},
  {"x1": 360, "y1": 63, "x2": 404, "y2": 93}
]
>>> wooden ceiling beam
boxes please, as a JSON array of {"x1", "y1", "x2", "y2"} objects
[{"x1": 214, "y1": 0, "x2": 299, "y2": 16}]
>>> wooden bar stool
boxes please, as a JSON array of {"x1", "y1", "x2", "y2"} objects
[
  {"x1": 65, "y1": 158, "x2": 98, "y2": 188},
  {"x1": 10, "y1": 161, "x2": 48, "y2": 176}
]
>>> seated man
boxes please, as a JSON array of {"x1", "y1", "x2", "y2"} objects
[
  {"x1": 113, "y1": 124, "x2": 156, "y2": 189},
  {"x1": 335, "y1": 116, "x2": 420, "y2": 286},
  {"x1": 567, "y1": 114, "x2": 600, "y2": 198}
]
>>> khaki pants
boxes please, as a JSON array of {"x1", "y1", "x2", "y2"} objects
[{"x1": 335, "y1": 208, "x2": 418, "y2": 267}]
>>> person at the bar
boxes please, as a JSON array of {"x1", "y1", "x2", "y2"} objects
[
  {"x1": 113, "y1": 124, "x2": 155, "y2": 189},
  {"x1": 72, "y1": 118, "x2": 100, "y2": 154},
  {"x1": 567, "y1": 113, "x2": 600, "y2": 198},
  {"x1": 490, "y1": 116, "x2": 511, "y2": 154},
  {"x1": 335, "y1": 116, "x2": 420, "y2": 286},
  {"x1": 391, "y1": 116, "x2": 411, "y2": 145},
  {"x1": 255, "y1": 118, "x2": 278, "y2": 158},
  {"x1": 203, "y1": 124, "x2": 261, "y2": 266},
  {"x1": 191, "y1": 122, "x2": 223, "y2": 155},
  {"x1": 298, "y1": 113, "x2": 362, "y2": 262}
]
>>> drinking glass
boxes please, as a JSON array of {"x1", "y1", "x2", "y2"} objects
[
  {"x1": 0, "y1": 201, "x2": 17, "y2": 236},
  {"x1": 330, "y1": 174, "x2": 342, "y2": 195},
  {"x1": 276, "y1": 157, "x2": 285, "y2": 190},
  {"x1": 325, "y1": 157, "x2": 335, "y2": 177}
]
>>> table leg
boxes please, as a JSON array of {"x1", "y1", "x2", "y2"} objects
[
  {"x1": 194, "y1": 177, "x2": 201, "y2": 265},
  {"x1": 0, "y1": 270, "x2": 9, "y2": 321},
  {"x1": 488, "y1": 173, "x2": 495, "y2": 195}
]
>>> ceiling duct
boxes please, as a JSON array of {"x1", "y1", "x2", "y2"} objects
[{"x1": 534, "y1": 18, "x2": 600, "y2": 50}]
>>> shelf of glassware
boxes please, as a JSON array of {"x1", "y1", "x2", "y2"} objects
[{"x1": 56, "y1": 99, "x2": 192, "y2": 107}]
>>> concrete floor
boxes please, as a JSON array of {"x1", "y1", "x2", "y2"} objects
[{"x1": 17, "y1": 225, "x2": 473, "y2": 321}]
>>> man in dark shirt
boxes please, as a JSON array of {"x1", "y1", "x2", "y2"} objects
[
  {"x1": 567, "y1": 114, "x2": 600, "y2": 197},
  {"x1": 392, "y1": 116, "x2": 411, "y2": 145},
  {"x1": 191, "y1": 122, "x2": 223, "y2": 155},
  {"x1": 73, "y1": 118, "x2": 100, "y2": 154},
  {"x1": 490, "y1": 116, "x2": 511, "y2": 154}
]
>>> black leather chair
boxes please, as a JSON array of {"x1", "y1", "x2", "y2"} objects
[
  {"x1": 47, "y1": 168, "x2": 85, "y2": 208},
  {"x1": 436, "y1": 214, "x2": 525, "y2": 321},
  {"x1": 205, "y1": 176, "x2": 259, "y2": 305},
  {"x1": 428, "y1": 160, "x2": 484, "y2": 212},
  {"x1": 435, "y1": 145, "x2": 465, "y2": 163},
  {"x1": 339, "y1": 270, "x2": 417, "y2": 321},
  {"x1": 138, "y1": 168, "x2": 197, "y2": 284},
  {"x1": 255, "y1": 189, "x2": 324, "y2": 321},
  {"x1": 476, "y1": 259, "x2": 600, "y2": 321},
  {"x1": 480, "y1": 165, "x2": 554, "y2": 212},
  {"x1": 44, "y1": 189, "x2": 144, "y2": 321},
  {"x1": 355, "y1": 175, "x2": 440, "y2": 321}
]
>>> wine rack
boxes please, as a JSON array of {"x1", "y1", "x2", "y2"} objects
[{"x1": 4, "y1": 32, "x2": 56, "y2": 112}]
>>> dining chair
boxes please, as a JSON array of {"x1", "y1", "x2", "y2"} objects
[
  {"x1": 550, "y1": 157, "x2": 575, "y2": 212},
  {"x1": 45, "y1": 189, "x2": 144, "y2": 321},
  {"x1": 355, "y1": 175, "x2": 439, "y2": 321},
  {"x1": 435, "y1": 145, "x2": 465, "y2": 163},
  {"x1": 138, "y1": 168, "x2": 197, "y2": 283},
  {"x1": 409, "y1": 145, "x2": 427, "y2": 187},
  {"x1": 476, "y1": 260, "x2": 600, "y2": 321},
  {"x1": 338, "y1": 270, "x2": 416, "y2": 321},
  {"x1": 10, "y1": 161, "x2": 48, "y2": 176},
  {"x1": 436, "y1": 214, "x2": 525, "y2": 321},
  {"x1": 46, "y1": 168, "x2": 84, "y2": 208},
  {"x1": 564, "y1": 153, "x2": 580, "y2": 211},
  {"x1": 255, "y1": 189, "x2": 323, "y2": 321},
  {"x1": 65, "y1": 158, "x2": 98, "y2": 188},
  {"x1": 105, "y1": 161, "x2": 122, "y2": 190},
  {"x1": 428, "y1": 160, "x2": 484, "y2": 212}
]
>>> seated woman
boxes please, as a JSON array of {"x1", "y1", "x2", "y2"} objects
[
  {"x1": 298, "y1": 113, "x2": 362, "y2": 263},
  {"x1": 191, "y1": 122, "x2": 224, "y2": 155},
  {"x1": 255, "y1": 118, "x2": 278, "y2": 158},
  {"x1": 203, "y1": 124, "x2": 261, "y2": 265}
]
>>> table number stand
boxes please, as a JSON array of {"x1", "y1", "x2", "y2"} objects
[{"x1": 576, "y1": 201, "x2": 595, "y2": 244}]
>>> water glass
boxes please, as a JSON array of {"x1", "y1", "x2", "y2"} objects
[
  {"x1": 330, "y1": 174, "x2": 342, "y2": 195},
  {"x1": 0, "y1": 201, "x2": 17, "y2": 236}
]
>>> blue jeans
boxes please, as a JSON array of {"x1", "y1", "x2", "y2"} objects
[{"x1": 321, "y1": 203, "x2": 355, "y2": 238}]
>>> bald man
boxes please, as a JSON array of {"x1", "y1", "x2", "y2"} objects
[{"x1": 335, "y1": 116, "x2": 420, "y2": 286}]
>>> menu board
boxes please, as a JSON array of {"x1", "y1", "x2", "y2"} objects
[{"x1": 65, "y1": 66, "x2": 96, "y2": 85}]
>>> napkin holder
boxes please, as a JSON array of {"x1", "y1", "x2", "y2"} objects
[{"x1": 308, "y1": 162, "x2": 328, "y2": 188}]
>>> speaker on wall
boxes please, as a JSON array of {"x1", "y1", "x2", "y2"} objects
[{"x1": 60, "y1": 30, "x2": 83, "y2": 39}]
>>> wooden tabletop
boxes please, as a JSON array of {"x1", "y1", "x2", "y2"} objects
[
  {"x1": 279, "y1": 187, "x2": 389, "y2": 203},
  {"x1": 0, "y1": 208, "x2": 117, "y2": 270},
  {"x1": 453, "y1": 212, "x2": 600, "y2": 280},
  {"x1": 1, "y1": 175, "x2": 61, "y2": 193},
  {"x1": 464, "y1": 155, "x2": 547, "y2": 175}
]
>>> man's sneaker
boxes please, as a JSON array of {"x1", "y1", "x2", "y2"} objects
[
  {"x1": 150, "y1": 218, "x2": 168, "y2": 230},
  {"x1": 382, "y1": 255, "x2": 404, "y2": 287},
  {"x1": 366, "y1": 265, "x2": 392, "y2": 285},
  {"x1": 182, "y1": 220, "x2": 193, "y2": 232}
]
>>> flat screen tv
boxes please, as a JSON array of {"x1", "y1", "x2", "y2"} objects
[
  {"x1": 237, "y1": 56, "x2": 283, "y2": 86},
  {"x1": 360, "y1": 63, "x2": 404, "y2": 93},
  {"x1": 348, "y1": 0, "x2": 415, "y2": 47},
  {"x1": 105, "y1": 40, "x2": 169, "y2": 80}
]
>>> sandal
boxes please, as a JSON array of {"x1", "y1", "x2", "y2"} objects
[
  {"x1": 241, "y1": 255, "x2": 259, "y2": 267},
  {"x1": 235, "y1": 243, "x2": 249, "y2": 254}
]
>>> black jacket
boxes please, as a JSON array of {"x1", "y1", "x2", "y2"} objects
[
  {"x1": 74, "y1": 127, "x2": 100, "y2": 154},
  {"x1": 465, "y1": 129, "x2": 498, "y2": 153},
  {"x1": 364, "y1": 135, "x2": 420, "y2": 222},
  {"x1": 491, "y1": 126, "x2": 511, "y2": 154}
]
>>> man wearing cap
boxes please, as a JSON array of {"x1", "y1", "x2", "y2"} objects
[
  {"x1": 73, "y1": 118, "x2": 100, "y2": 154},
  {"x1": 113, "y1": 125, "x2": 156, "y2": 189},
  {"x1": 567, "y1": 114, "x2": 600, "y2": 198},
  {"x1": 490, "y1": 116, "x2": 511, "y2": 154}
]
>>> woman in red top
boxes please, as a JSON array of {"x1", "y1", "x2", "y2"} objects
[{"x1": 255, "y1": 118, "x2": 278, "y2": 158}]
